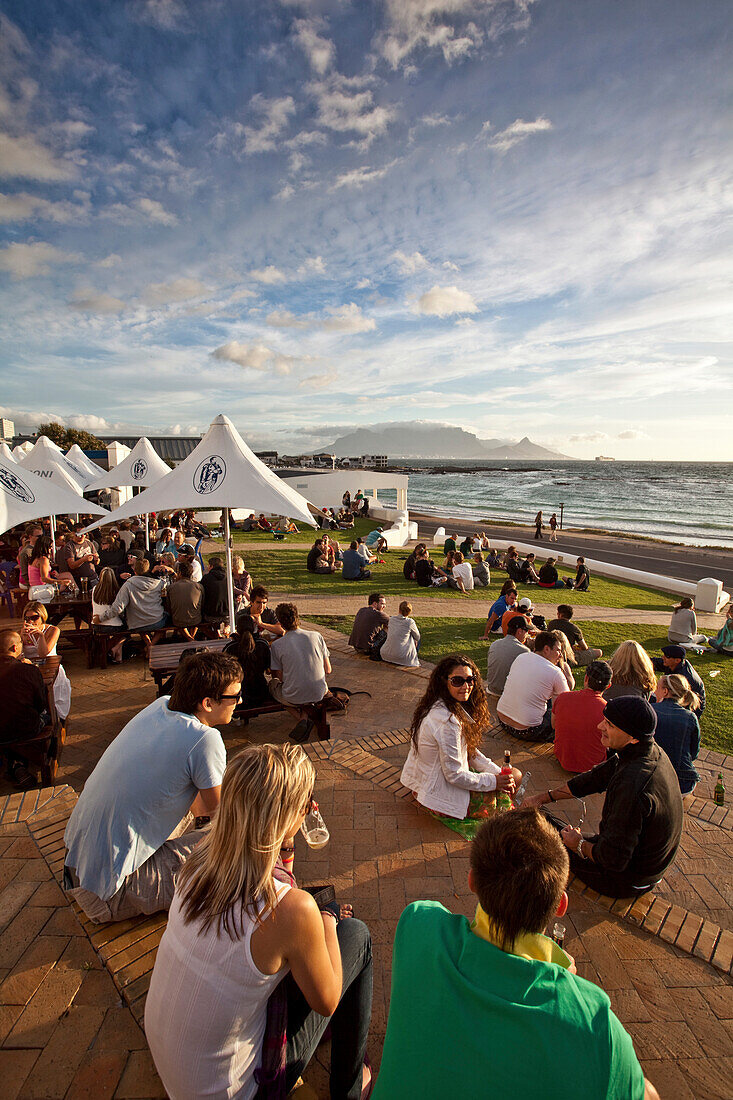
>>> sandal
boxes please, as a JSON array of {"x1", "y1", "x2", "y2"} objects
[{"x1": 290, "y1": 717, "x2": 314, "y2": 744}]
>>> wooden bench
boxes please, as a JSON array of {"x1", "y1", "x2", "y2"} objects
[
  {"x1": 85, "y1": 623, "x2": 222, "y2": 669},
  {"x1": 234, "y1": 698, "x2": 331, "y2": 741}
]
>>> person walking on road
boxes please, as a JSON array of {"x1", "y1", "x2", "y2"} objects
[
  {"x1": 534, "y1": 511, "x2": 543, "y2": 540},
  {"x1": 549, "y1": 513, "x2": 559, "y2": 542}
]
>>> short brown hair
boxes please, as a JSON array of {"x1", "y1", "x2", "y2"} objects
[
  {"x1": 133, "y1": 557, "x2": 150, "y2": 575},
  {"x1": 399, "y1": 600, "x2": 412, "y2": 616},
  {"x1": 178, "y1": 560, "x2": 193, "y2": 579},
  {"x1": 168, "y1": 651, "x2": 242, "y2": 715},
  {"x1": 534, "y1": 630, "x2": 558, "y2": 653},
  {"x1": 0, "y1": 629, "x2": 21, "y2": 655},
  {"x1": 470, "y1": 809, "x2": 568, "y2": 949},
  {"x1": 250, "y1": 585, "x2": 268, "y2": 602},
  {"x1": 209, "y1": 556, "x2": 223, "y2": 568},
  {"x1": 275, "y1": 602, "x2": 299, "y2": 630}
]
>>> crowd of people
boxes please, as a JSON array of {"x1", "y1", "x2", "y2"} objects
[{"x1": 2, "y1": 506, "x2": 731, "y2": 1099}]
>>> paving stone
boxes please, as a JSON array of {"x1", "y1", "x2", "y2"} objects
[
  {"x1": 17, "y1": 1004, "x2": 105, "y2": 1099},
  {"x1": 0, "y1": 935, "x2": 71, "y2": 1007},
  {"x1": 113, "y1": 1049, "x2": 167, "y2": 1098},
  {"x1": 3, "y1": 956, "x2": 85, "y2": 1048},
  {"x1": 0, "y1": 1049, "x2": 39, "y2": 1100},
  {"x1": 65, "y1": 1048, "x2": 129, "y2": 1100},
  {"x1": 0, "y1": 907, "x2": 55, "y2": 971}
]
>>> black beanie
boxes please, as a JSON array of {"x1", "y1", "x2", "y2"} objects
[
  {"x1": 661, "y1": 644, "x2": 685, "y2": 660},
  {"x1": 603, "y1": 696, "x2": 657, "y2": 741}
]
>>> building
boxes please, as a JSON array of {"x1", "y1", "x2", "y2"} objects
[
  {"x1": 360, "y1": 454, "x2": 388, "y2": 469},
  {"x1": 0, "y1": 418, "x2": 14, "y2": 443}
]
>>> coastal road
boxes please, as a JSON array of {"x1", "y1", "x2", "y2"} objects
[{"x1": 410, "y1": 512, "x2": 733, "y2": 593}]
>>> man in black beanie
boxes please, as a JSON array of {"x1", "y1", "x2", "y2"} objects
[
  {"x1": 653, "y1": 644, "x2": 706, "y2": 715},
  {"x1": 525, "y1": 696, "x2": 683, "y2": 897}
]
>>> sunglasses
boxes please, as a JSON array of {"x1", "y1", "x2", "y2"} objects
[
  {"x1": 217, "y1": 690, "x2": 242, "y2": 703},
  {"x1": 24, "y1": 615, "x2": 42, "y2": 622},
  {"x1": 449, "y1": 675, "x2": 475, "y2": 687}
]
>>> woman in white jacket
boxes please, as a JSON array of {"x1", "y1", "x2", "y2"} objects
[
  {"x1": 380, "y1": 600, "x2": 420, "y2": 668},
  {"x1": 401, "y1": 656, "x2": 521, "y2": 820}
]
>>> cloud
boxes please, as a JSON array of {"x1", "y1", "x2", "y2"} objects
[
  {"x1": 299, "y1": 370, "x2": 338, "y2": 390},
  {"x1": 298, "y1": 255, "x2": 326, "y2": 275},
  {"x1": 617, "y1": 429, "x2": 647, "y2": 440},
  {"x1": 0, "y1": 131, "x2": 76, "y2": 181},
  {"x1": 0, "y1": 241, "x2": 78, "y2": 278},
  {"x1": 568, "y1": 432, "x2": 609, "y2": 444},
  {"x1": 0, "y1": 191, "x2": 88, "y2": 223},
  {"x1": 266, "y1": 309, "x2": 311, "y2": 329},
  {"x1": 142, "y1": 277, "x2": 210, "y2": 305},
  {"x1": 379, "y1": 0, "x2": 487, "y2": 68},
  {"x1": 331, "y1": 162, "x2": 395, "y2": 190},
  {"x1": 97, "y1": 253, "x2": 121, "y2": 268},
  {"x1": 355, "y1": 278, "x2": 372, "y2": 289},
  {"x1": 415, "y1": 284, "x2": 478, "y2": 316},
  {"x1": 136, "y1": 197, "x2": 178, "y2": 225},
  {"x1": 310, "y1": 77, "x2": 395, "y2": 145},
  {"x1": 211, "y1": 341, "x2": 293, "y2": 375},
  {"x1": 244, "y1": 95, "x2": 296, "y2": 154},
  {"x1": 293, "y1": 18, "x2": 335, "y2": 75},
  {"x1": 392, "y1": 249, "x2": 429, "y2": 274},
  {"x1": 322, "y1": 303, "x2": 375, "y2": 333},
  {"x1": 249, "y1": 265, "x2": 287, "y2": 284},
  {"x1": 70, "y1": 290, "x2": 126, "y2": 313},
  {"x1": 483, "y1": 116, "x2": 552, "y2": 154},
  {"x1": 131, "y1": 0, "x2": 188, "y2": 31}
]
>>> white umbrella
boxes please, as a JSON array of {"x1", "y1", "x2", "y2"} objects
[
  {"x1": 0, "y1": 458, "x2": 107, "y2": 540},
  {"x1": 85, "y1": 414, "x2": 316, "y2": 632},
  {"x1": 0, "y1": 442, "x2": 16, "y2": 464},
  {"x1": 66, "y1": 444, "x2": 107, "y2": 480},
  {"x1": 84, "y1": 436, "x2": 172, "y2": 549},
  {"x1": 12, "y1": 442, "x2": 33, "y2": 460},
  {"x1": 19, "y1": 437, "x2": 90, "y2": 491}
]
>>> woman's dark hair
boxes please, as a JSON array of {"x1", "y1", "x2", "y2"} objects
[
  {"x1": 92, "y1": 567, "x2": 119, "y2": 606},
  {"x1": 499, "y1": 579, "x2": 517, "y2": 597},
  {"x1": 168, "y1": 651, "x2": 243, "y2": 714},
  {"x1": 410, "y1": 654, "x2": 490, "y2": 756},
  {"x1": 228, "y1": 616, "x2": 270, "y2": 678},
  {"x1": 30, "y1": 536, "x2": 53, "y2": 564}
]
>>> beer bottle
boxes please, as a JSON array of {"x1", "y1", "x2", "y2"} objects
[
  {"x1": 714, "y1": 774, "x2": 725, "y2": 807},
  {"x1": 497, "y1": 749, "x2": 513, "y2": 811}
]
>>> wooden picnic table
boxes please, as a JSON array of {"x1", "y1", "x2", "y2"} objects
[
  {"x1": 149, "y1": 637, "x2": 228, "y2": 695},
  {"x1": 46, "y1": 594, "x2": 93, "y2": 629}
]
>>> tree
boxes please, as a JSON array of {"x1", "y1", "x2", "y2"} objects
[{"x1": 36, "y1": 423, "x2": 104, "y2": 450}]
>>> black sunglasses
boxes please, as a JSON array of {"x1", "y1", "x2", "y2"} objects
[
  {"x1": 218, "y1": 691, "x2": 242, "y2": 702},
  {"x1": 449, "y1": 675, "x2": 475, "y2": 687}
]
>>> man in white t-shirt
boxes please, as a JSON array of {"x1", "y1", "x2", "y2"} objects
[
  {"x1": 179, "y1": 542, "x2": 203, "y2": 582},
  {"x1": 498, "y1": 631, "x2": 570, "y2": 742},
  {"x1": 64, "y1": 651, "x2": 242, "y2": 922},
  {"x1": 452, "y1": 552, "x2": 474, "y2": 593},
  {"x1": 269, "y1": 602, "x2": 331, "y2": 741}
]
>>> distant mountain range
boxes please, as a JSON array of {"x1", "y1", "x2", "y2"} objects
[{"x1": 326, "y1": 422, "x2": 569, "y2": 460}]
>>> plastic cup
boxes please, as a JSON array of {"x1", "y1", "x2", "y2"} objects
[{"x1": 301, "y1": 805, "x2": 330, "y2": 849}]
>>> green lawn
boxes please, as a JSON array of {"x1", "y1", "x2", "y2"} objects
[
  {"x1": 220, "y1": 545, "x2": 678, "y2": 611},
  {"x1": 224, "y1": 517, "x2": 376, "y2": 545},
  {"x1": 308, "y1": 616, "x2": 733, "y2": 755}
]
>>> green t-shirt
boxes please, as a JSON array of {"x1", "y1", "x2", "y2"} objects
[
  {"x1": 443, "y1": 537, "x2": 457, "y2": 554},
  {"x1": 372, "y1": 901, "x2": 645, "y2": 1100}
]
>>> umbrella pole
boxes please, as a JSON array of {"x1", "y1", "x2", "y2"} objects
[
  {"x1": 145, "y1": 514, "x2": 149, "y2": 551},
  {"x1": 224, "y1": 509, "x2": 236, "y2": 636},
  {"x1": 50, "y1": 515, "x2": 56, "y2": 556}
]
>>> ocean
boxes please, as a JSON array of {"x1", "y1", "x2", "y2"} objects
[{"x1": 378, "y1": 460, "x2": 733, "y2": 550}]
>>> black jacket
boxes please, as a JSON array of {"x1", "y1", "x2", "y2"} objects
[
  {"x1": 0, "y1": 657, "x2": 46, "y2": 743},
  {"x1": 568, "y1": 740, "x2": 683, "y2": 887},
  {"x1": 201, "y1": 566, "x2": 229, "y2": 620},
  {"x1": 652, "y1": 656, "x2": 705, "y2": 715}
]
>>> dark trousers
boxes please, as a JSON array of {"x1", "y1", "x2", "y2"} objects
[
  {"x1": 501, "y1": 704, "x2": 554, "y2": 743},
  {"x1": 544, "y1": 817, "x2": 656, "y2": 898},
  {"x1": 285, "y1": 917, "x2": 372, "y2": 1099}
]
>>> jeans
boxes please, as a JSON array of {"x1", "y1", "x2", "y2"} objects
[
  {"x1": 285, "y1": 917, "x2": 372, "y2": 1100},
  {"x1": 544, "y1": 817, "x2": 657, "y2": 898},
  {"x1": 501, "y1": 703, "x2": 554, "y2": 743}
]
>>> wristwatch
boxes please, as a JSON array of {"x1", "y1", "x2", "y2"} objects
[{"x1": 577, "y1": 837, "x2": 587, "y2": 859}]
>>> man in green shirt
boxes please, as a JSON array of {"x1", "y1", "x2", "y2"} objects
[{"x1": 373, "y1": 810, "x2": 658, "y2": 1100}]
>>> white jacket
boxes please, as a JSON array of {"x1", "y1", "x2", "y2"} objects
[{"x1": 400, "y1": 701, "x2": 500, "y2": 818}]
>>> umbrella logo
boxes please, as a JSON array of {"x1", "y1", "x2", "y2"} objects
[
  {"x1": 0, "y1": 466, "x2": 36, "y2": 504},
  {"x1": 193, "y1": 455, "x2": 226, "y2": 494},
  {"x1": 131, "y1": 459, "x2": 148, "y2": 481}
]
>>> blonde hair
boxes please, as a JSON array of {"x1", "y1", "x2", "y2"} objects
[
  {"x1": 23, "y1": 600, "x2": 48, "y2": 624},
  {"x1": 177, "y1": 744, "x2": 315, "y2": 937},
  {"x1": 658, "y1": 673, "x2": 700, "y2": 712},
  {"x1": 399, "y1": 600, "x2": 412, "y2": 616},
  {"x1": 232, "y1": 555, "x2": 245, "y2": 573},
  {"x1": 552, "y1": 629, "x2": 576, "y2": 666},
  {"x1": 608, "y1": 640, "x2": 657, "y2": 693}
]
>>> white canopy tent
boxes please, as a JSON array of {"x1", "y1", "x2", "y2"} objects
[
  {"x1": 0, "y1": 442, "x2": 16, "y2": 464},
  {"x1": 12, "y1": 442, "x2": 33, "y2": 460},
  {"x1": 84, "y1": 436, "x2": 173, "y2": 549},
  {"x1": 85, "y1": 414, "x2": 316, "y2": 632},
  {"x1": 19, "y1": 438, "x2": 89, "y2": 493},
  {"x1": 0, "y1": 458, "x2": 108, "y2": 545},
  {"x1": 66, "y1": 444, "x2": 106, "y2": 481}
]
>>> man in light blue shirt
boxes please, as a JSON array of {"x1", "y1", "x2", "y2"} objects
[{"x1": 64, "y1": 651, "x2": 242, "y2": 922}]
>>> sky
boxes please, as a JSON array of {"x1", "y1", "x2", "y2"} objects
[{"x1": 0, "y1": 0, "x2": 731, "y2": 460}]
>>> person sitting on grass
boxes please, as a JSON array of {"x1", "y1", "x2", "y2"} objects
[
  {"x1": 401, "y1": 656, "x2": 520, "y2": 821},
  {"x1": 257, "y1": 514, "x2": 273, "y2": 531},
  {"x1": 538, "y1": 556, "x2": 566, "y2": 588},
  {"x1": 269, "y1": 603, "x2": 331, "y2": 742},
  {"x1": 348, "y1": 593, "x2": 388, "y2": 653},
  {"x1": 380, "y1": 600, "x2": 420, "y2": 668},
  {"x1": 443, "y1": 549, "x2": 457, "y2": 575},
  {"x1": 364, "y1": 526, "x2": 388, "y2": 553},
  {"x1": 497, "y1": 631, "x2": 570, "y2": 742},
  {"x1": 356, "y1": 536, "x2": 376, "y2": 568},
  {"x1": 481, "y1": 584, "x2": 518, "y2": 638},
  {"x1": 651, "y1": 674, "x2": 701, "y2": 796},
  {"x1": 604, "y1": 640, "x2": 657, "y2": 701},
  {"x1": 472, "y1": 551, "x2": 490, "y2": 587},
  {"x1": 64, "y1": 651, "x2": 241, "y2": 922},
  {"x1": 372, "y1": 809, "x2": 657, "y2": 1100},
  {"x1": 451, "y1": 550, "x2": 474, "y2": 593},
  {"x1": 504, "y1": 549, "x2": 524, "y2": 585},
  {"x1": 651, "y1": 644, "x2": 705, "y2": 715},
  {"x1": 708, "y1": 602, "x2": 733, "y2": 655},
  {"x1": 414, "y1": 546, "x2": 448, "y2": 587},
  {"x1": 547, "y1": 604, "x2": 603, "y2": 666},
  {"x1": 552, "y1": 660, "x2": 613, "y2": 773},
  {"x1": 443, "y1": 532, "x2": 458, "y2": 555},
  {"x1": 337, "y1": 507, "x2": 354, "y2": 529},
  {"x1": 342, "y1": 540, "x2": 371, "y2": 581},
  {"x1": 145, "y1": 744, "x2": 374, "y2": 1100},
  {"x1": 667, "y1": 596, "x2": 708, "y2": 650},
  {"x1": 519, "y1": 552, "x2": 540, "y2": 584},
  {"x1": 0, "y1": 629, "x2": 48, "y2": 789},
  {"x1": 525, "y1": 696, "x2": 683, "y2": 901},
  {"x1": 403, "y1": 542, "x2": 426, "y2": 581},
  {"x1": 306, "y1": 537, "x2": 335, "y2": 575},
  {"x1": 571, "y1": 556, "x2": 591, "y2": 590}
]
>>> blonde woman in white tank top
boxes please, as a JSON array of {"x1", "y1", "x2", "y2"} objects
[{"x1": 145, "y1": 744, "x2": 373, "y2": 1100}]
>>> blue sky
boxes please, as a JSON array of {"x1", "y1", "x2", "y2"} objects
[{"x1": 0, "y1": 0, "x2": 731, "y2": 459}]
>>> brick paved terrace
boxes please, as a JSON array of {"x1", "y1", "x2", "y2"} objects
[{"x1": 1, "y1": 607, "x2": 732, "y2": 1098}]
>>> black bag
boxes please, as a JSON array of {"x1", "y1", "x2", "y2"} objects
[{"x1": 368, "y1": 627, "x2": 387, "y2": 661}]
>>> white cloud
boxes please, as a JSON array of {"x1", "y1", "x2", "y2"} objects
[
  {"x1": 142, "y1": 277, "x2": 210, "y2": 305},
  {"x1": 275, "y1": 182, "x2": 296, "y2": 201},
  {"x1": 322, "y1": 303, "x2": 375, "y2": 333},
  {"x1": 484, "y1": 116, "x2": 552, "y2": 154},
  {"x1": 392, "y1": 249, "x2": 429, "y2": 274},
  {"x1": 249, "y1": 265, "x2": 288, "y2": 284},
  {"x1": 415, "y1": 284, "x2": 478, "y2": 316},
  {"x1": 211, "y1": 341, "x2": 293, "y2": 375},
  {"x1": 310, "y1": 77, "x2": 395, "y2": 145},
  {"x1": 298, "y1": 255, "x2": 326, "y2": 275},
  {"x1": 379, "y1": 0, "x2": 489, "y2": 68},
  {"x1": 0, "y1": 131, "x2": 76, "y2": 181},
  {"x1": 331, "y1": 163, "x2": 394, "y2": 190},
  {"x1": 299, "y1": 370, "x2": 338, "y2": 390},
  {"x1": 244, "y1": 95, "x2": 296, "y2": 154},
  {"x1": 0, "y1": 241, "x2": 78, "y2": 279},
  {"x1": 266, "y1": 309, "x2": 311, "y2": 329},
  {"x1": 293, "y1": 18, "x2": 335, "y2": 75},
  {"x1": 355, "y1": 278, "x2": 372, "y2": 289},
  {"x1": 569, "y1": 432, "x2": 608, "y2": 444},
  {"x1": 132, "y1": 0, "x2": 188, "y2": 31},
  {"x1": 137, "y1": 197, "x2": 178, "y2": 225},
  {"x1": 617, "y1": 429, "x2": 647, "y2": 440},
  {"x1": 0, "y1": 191, "x2": 88, "y2": 223},
  {"x1": 70, "y1": 290, "x2": 126, "y2": 314},
  {"x1": 97, "y1": 253, "x2": 121, "y2": 268}
]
